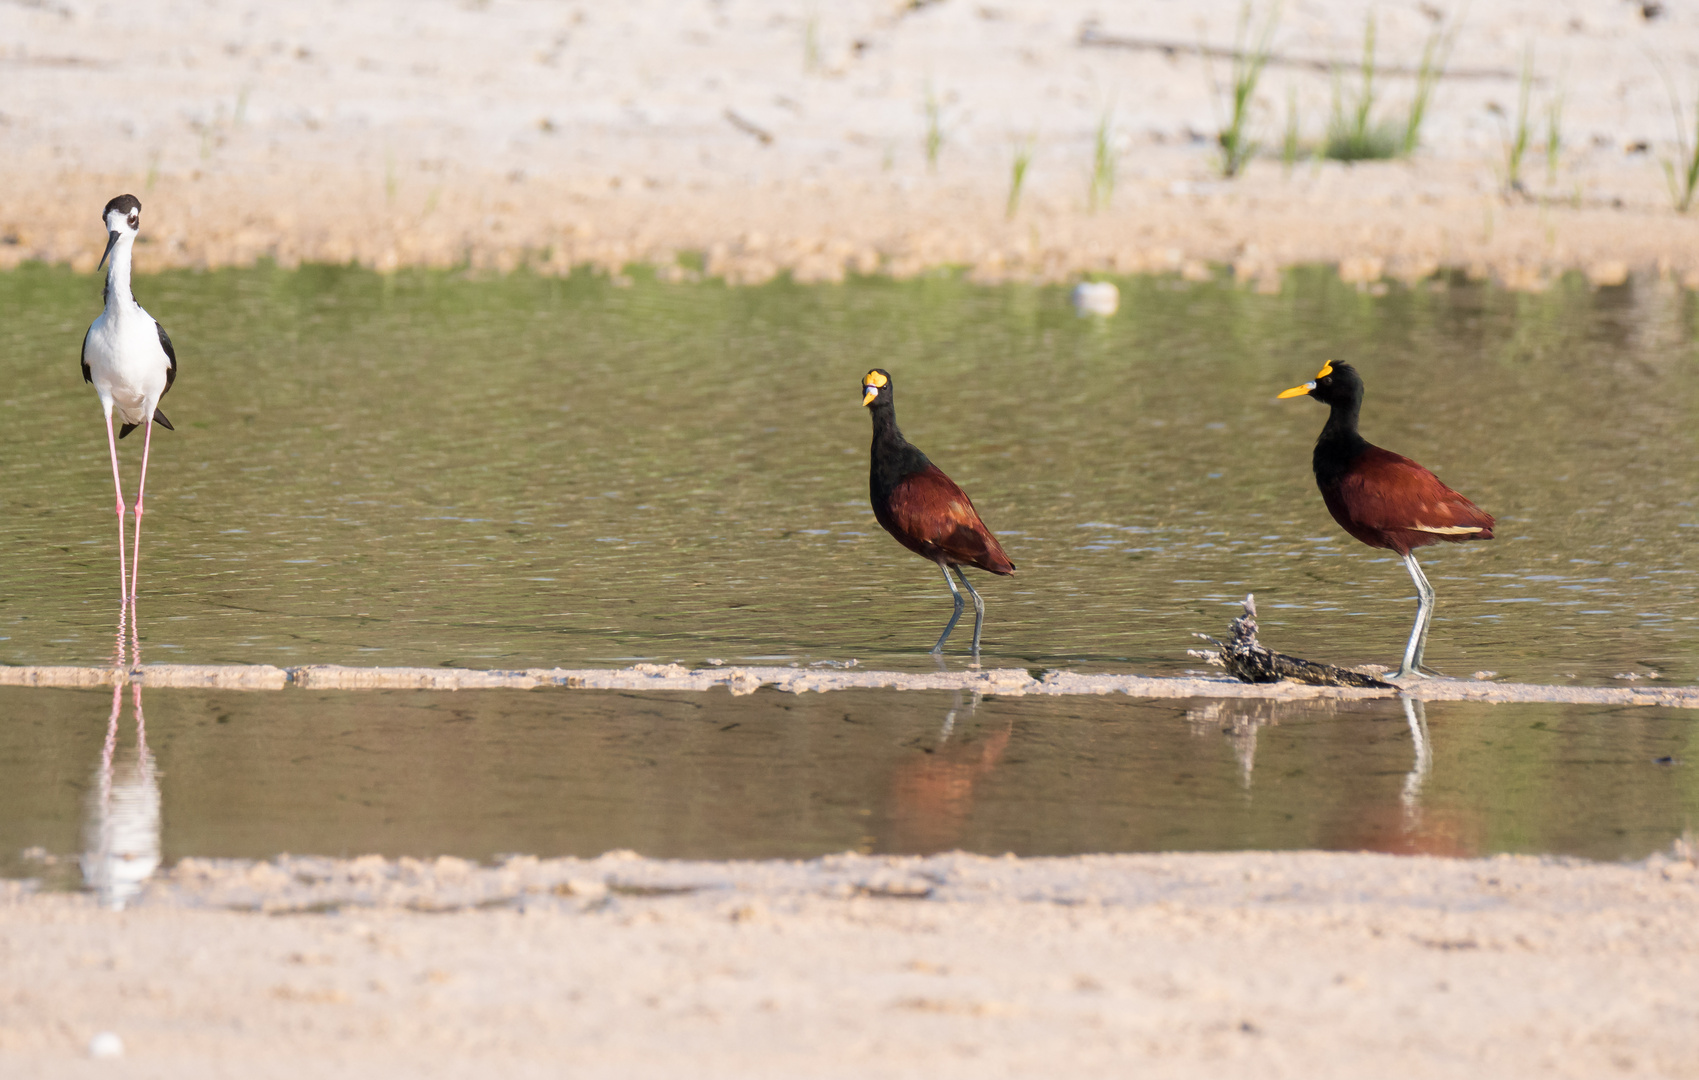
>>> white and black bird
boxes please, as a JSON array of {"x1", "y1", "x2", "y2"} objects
[{"x1": 82, "y1": 194, "x2": 177, "y2": 603}]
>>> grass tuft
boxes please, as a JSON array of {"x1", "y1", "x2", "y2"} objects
[
  {"x1": 924, "y1": 85, "x2": 943, "y2": 171},
  {"x1": 1545, "y1": 87, "x2": 1565, "y2": 187},
  {"x1": 1401, "y1": 13, "x2": 1458, "y2": 156},
  {"x1": 1324, "y1": 15, "x2": 1400, "y2": 161},
  {"x1": 1281, "y1": 85, "x2": 1301, "y2": 172},
  {"x1": 1497, "y1": 46, "x2": 1534, "y2": 195},
  {"x1": 1007, "y1": 138, "x2": 1034, "y2": 219},
  {"x1": 804, "y1": 12, "x2": 821, "y2": 73},
  {"x1": 1217, "y1": 1, "x2": 1281, "y2": 178},
  {"x1": 1653, "y1": 58, "x2": 1699, "y2": 213},
  {"x1": 1088, "y1": 111, "x2": 1116, "y2": 211}
]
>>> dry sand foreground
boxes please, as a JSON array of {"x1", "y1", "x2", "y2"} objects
[
  {"x1": 6, "y1": 0, "x2": 1699, "y2": 287},
  {"x1": 5, "y1": 848, "x2": 1699, "y2": 1078}
]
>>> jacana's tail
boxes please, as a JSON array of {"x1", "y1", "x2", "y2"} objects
[
  {"x1": 117, "y1": 409, "x2": 173, "y2": 440},
  {"x1": 976, "y1": 536, "x2": 1017, "y2": 576}
]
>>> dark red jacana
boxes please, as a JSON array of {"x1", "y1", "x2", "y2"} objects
[
  {"x1": 861, "y1": 368, "x2": 1015, "y2": 657},
  {"x1": 1279, "y1": 361, "x2": 1494, "y2": 679}
]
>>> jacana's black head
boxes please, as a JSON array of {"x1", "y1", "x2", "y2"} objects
[
  {"x1": 99, "y1": 194, "x2": 142, "y2": 270},
  {"x1": 861, "y1": 368, "x2": 893, "y2": 410},
  {"x1": 1278, "y1": 360, "x2": 1364, "y2": 409}
]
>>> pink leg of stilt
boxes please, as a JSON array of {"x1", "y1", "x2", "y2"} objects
[
  {"x1": 111, "y1": 596, "x2": 128, "y2": 670},
  {"x1": 130, "y1": 416, "x2": 154, "y2": 603},
  {"x1": 103, "y1": 409, "x2": 129, "y2": 609}
]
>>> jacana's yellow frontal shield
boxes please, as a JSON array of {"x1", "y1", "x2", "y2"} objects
[
  {"x1": 1277, "y1": 361, "x2": 1333, "y2": 399},
  {"x1": 861, "y1": 369, "x2": 888, "y2": 406}
]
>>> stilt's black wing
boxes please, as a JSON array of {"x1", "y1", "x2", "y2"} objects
[
  {"x1": 81, "y1": 327, "x2": 92, "y2": 384},
  {"x1": 157, "y1": 322, "x2": 177, "y2": 396},
  {"x1": 115, "y1": 322, "x2": 181, "y2": 439}
]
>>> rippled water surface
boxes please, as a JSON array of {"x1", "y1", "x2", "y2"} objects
[
  {"x1": 2, "y1": 686, "x2": 1694, "y2": 876},
  {"x1": 3, "y1": 265, "x2": 1699, "y2": 680}
]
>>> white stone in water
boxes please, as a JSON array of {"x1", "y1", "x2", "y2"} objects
[
  {"x1": 1071, "y1": 281, "x2": 1119, "y2": 317},
  {"x1": 88, "y1": 1031, "x2": 124, "y2": 1059}
]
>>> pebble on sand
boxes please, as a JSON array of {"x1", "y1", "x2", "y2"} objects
[{"x1": 88, "y1": 1032, "x2": 124, "y2": 1059}]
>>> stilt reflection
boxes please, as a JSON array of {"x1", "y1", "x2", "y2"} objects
[{"x1": 82, "y1": 594, "x2": 159, "y2": 910}]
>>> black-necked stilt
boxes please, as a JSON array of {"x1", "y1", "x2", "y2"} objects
[{"x1": 82, "y1": 194, "x2": 177, "y2": 606}]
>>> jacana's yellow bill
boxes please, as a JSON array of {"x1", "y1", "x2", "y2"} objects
[{"x1": 1278, "y1": 361, "x2": 1334, "y2": 398}]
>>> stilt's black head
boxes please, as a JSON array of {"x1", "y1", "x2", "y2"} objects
[
  {"x1": 1278, "y1": 360, "x2": 1364, "y2": 409},
  {"x1": 99, "y1": 194, "x2": 142, "y2": 270},
  {"x1": 102, "y1": 194, "x2": 142, "y2": 225},
  {"x1": 861, "y1": 368, "x2": 893, "y2": 409}
]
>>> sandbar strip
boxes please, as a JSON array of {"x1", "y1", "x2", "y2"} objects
[{"x1": 1, "y1": 662, "x2": 1695, "y2": 706}]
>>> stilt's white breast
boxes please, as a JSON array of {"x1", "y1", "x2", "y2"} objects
[{"x1": 85, "y1": 303, "x2": 169, "y2": 426}]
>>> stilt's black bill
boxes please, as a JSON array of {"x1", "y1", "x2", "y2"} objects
[{"x1": 98, "y1": 230, "x2": 119, "y2": 270}]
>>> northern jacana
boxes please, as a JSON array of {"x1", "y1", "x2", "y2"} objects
[
  {"x1": 82, "y1": 194, "x2": 178, "y2": 605},
  {"x1": 1279, "y1": 361, "x2": 1494, "y2": 679},
  {"x1": 861, "y1": 369, "x2": 1015, "y2": 657}
]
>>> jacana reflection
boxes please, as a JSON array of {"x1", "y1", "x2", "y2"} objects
[
  {"x1": 82, "y1": 682, "x2": 160, "y2": 910},
  {"x1": 1189, "y1": 696, "x2": 1472, "y2": 855},
  {"x1": 882, "y1": 691, "x2": 1012, "y2": 854}
]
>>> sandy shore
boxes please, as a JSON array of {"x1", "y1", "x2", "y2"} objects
[
  {"x1": 5, "y1": 848, "x2": 1699, "y2": 1078},
  {"x1": 6, "y1": 0, "x2": 1699, "y2": 287}
]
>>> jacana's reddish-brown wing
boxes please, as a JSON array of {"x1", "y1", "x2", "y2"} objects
[
  {"x1": 1324, "y1": 446, "x2": 1495, "y2": 555},
  {"x1": 883, "y1": 465, "x2": 1016, "y2": 574}
]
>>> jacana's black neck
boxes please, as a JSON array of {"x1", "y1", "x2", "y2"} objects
[
  {"x1": 869, "y1": 401, "x2": 931, "y2": 498},
  {"x1": 1312, "y1": 394, "x2": 1370, "y2": 488}
]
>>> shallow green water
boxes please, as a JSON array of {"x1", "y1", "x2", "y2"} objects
[
  {"x1": 3, "y1": 265, "x2": 1698, "y2": 681},
  {"x1": 2, "y1": 686, "x2": 1693, "y2": 874}
]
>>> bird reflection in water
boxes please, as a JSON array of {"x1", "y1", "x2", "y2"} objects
[
  {"x1": 1187, "y1": 696, "x2": 1466, "y2": 855},
  {"x1": 1400, "y1": 697, "x2": 1432, "y2": 837},
  {"x1": 82, "y1": 594, "x2": 160, "y2": 910},
  {"x1": 884, "y1": 691, "x2": 1013, "y2": 854},
  {"x1": 82, "y1": 682, "x2": 160, "y2": 910},
  {"x1": 1185, "y1": 699, "x2": 1322, "y2": 792}
]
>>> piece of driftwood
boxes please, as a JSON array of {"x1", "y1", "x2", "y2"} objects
[
  {"x1": 1076, "y1": 25, "x2": 1519, "y2": 81},
  {"x1": 724, "y1": 109, "x2": 774, "y2": 145},
  {"x1": 1191, "y1": 595, "x2": 1396, "y2": 689}
]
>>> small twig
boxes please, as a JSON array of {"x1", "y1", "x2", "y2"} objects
[
  {"x1": 1079, "y1": 25, "x2": 1516, "y2": 80},
  {"x1": 724, "y1": 109, "x2": 774, "y2": 145}
]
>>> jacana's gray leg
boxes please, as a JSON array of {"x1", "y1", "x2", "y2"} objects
[
  {"x1": 931, "y1": 561, "x2": 965, "y2": 654},
  {"x1": 938, "y1": 688, "x2": 963, "y2": 743},
  {"x1": 1397, "y1": 553, "x2": 1436, "y2": 679},
  {"x1": 953, "y1": 565, "x2": 986, "y2": 660}
]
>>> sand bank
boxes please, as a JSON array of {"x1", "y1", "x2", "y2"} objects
[
  {"x1": 6, "y1": 1, "x2": 1699, "y2": 288},
  {"x1": 3, "y1": 661, "x2": 1698, "y2": 706},
  {"x1": 5, "y1": 847, "x2": 1698, "y2": 1077}
]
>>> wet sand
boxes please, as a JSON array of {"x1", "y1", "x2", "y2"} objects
[
  {"x1": 5, "y1": 0, "x2": 1699, "y2": 287},
  {"x1": 4, "y1": 662, "x2": 1699, "y2": 706},
  {"x1": 5, "y1": 848, "x2": 1699, "y2": 1077}
]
